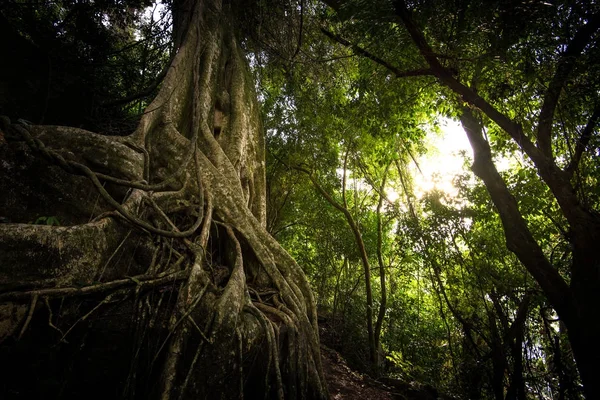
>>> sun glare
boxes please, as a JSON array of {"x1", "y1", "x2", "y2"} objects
[
  {"x1": 336, "y1": 119, "x2": 476, "y2": 205},
  {"x1": 386, "y1": 189, "x2": 400, "y2": 202},
  {"x1": 412, "y1": 119, "x2": 472, "y2": 199}
]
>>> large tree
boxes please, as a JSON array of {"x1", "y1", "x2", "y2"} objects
[
  {"x1": 0, "y1": 0, "x2": 328, "y2": 398},
  {"x1": 320, "y1": 0, "x2": 600, "y2": 397}
]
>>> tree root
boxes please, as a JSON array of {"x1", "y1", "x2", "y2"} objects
[
  {"x1": 0, "y1": 0, "x2": 328, "y2": 397},
  {"x1": 0, "y1": 270, "x2": 189, "y2": 302}
]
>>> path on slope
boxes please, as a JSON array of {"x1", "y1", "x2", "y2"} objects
[{"x1": 321, "y1": 345, "x2": 396, "y2": 400}]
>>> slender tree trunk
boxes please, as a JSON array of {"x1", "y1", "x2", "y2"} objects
[
  {"x1": 374, "y1": 164, "x2": 390, "y2": 370},
  {"x1": 505, "y1": 295, "x2": 530, "y2": 400},
  {"x1": 486, "y1": 310, "x2": 506, "y2": 400},
  {"x1": 297, "y1": 160, "x2": 377, "y2": 366},
  {"x1": 331, "y1": 256, "x2": 347, "y2": 326}
]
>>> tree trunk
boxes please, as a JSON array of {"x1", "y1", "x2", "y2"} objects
[
  {"x1": 374, "y1": 164, "x2": 389, "y2": 371},
  {"x1": 294, "y1": 153, "x2": 377, "y2": 368},
  {"x1": 505, "y1": 294, "x2": 530, "y2": 400},
  {"x1": 0, "y1": 0, "x2": 328, "y2": 398},
  {"x1": 389, "y1": 3, "x2": 600, "y2": 396},
  {"x1": 459, "y1": 109, "x2": 600, "y2": 399}
]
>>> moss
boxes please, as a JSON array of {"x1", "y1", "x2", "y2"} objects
[{"x1": 0, "y1": 0, "x2": 327, "y2": 398}]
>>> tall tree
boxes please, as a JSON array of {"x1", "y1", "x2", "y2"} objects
[
  {"x1": 0, "y1": 0, "x2": 328, "y2": 398},
  {"x1": 322, "y1": 0, "x2": 600, "y2": 397}
]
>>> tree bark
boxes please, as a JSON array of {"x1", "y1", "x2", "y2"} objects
[
  {"x1": 388, "y1": 3, "x2": 600, "y2": 396},
  {"x1": 301, "y1": 167, "x2": 377, "y2": 367},
  {"x1": 374, "y1": 163, "x2": 389, "y2": 370},
  {"x1": 0, "y1": 0, "x2": 328, "y2": 398}
]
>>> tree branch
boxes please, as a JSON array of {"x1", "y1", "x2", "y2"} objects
[
  {"x1": 565, "y1": 104, "x2": 600, "y2": 176},
  {"x1": 321, "y1": 28, "x2": 434, "y2": 78},
  {"x1": 393, "y1": 0, "x2": 593, "y2": 231},
  {"x1": 0, "y1": 270, "x2": 189, "y2": 301},
  {"x1": 459, "y1": 108, "x2": 573, "y2": 320},
  {"x1": 392, "y1": 0, "x2": 541, "y2": 162},
  {"x1": 291, "y1": 0, "x2": 304, "y2": 61},
  {"x1": 537, "y1": 12, "x2": 600, "y2": 157}
]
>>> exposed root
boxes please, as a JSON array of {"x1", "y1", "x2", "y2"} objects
[
  {"x1": 0, "y1": 270, "x2": 189, "y2": 302},
  {"x1": 98, "y1": 230, "x2": 133, "y2": 280},
  {"x1": 17, "y1": 294, "x2": 38, "y2": 339},
  {"x1": 43, "y1": 296, "x2": 65, "y2": 337},
  {"x1": 245, "y1": 302, "x2": 285, "y2": 400},
  {"x1": 177, "y1": 314, "x2": 213, "y2": 400},
  {"x1": 59, "y1": 288, "x2": 129, "y2": 343},
  {"x1": 0, "y1": 0, "x2": 328, "y2": 397},
  {"x1": 153, "y1": 281, "x2": 210, "y2": 370}
]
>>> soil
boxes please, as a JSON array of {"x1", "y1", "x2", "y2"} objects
[
  {"x1": 321, "y1": 344, "x2": 396, "y2": 400},
  {"x1": 321, "y1": 345, "x2": 455, "y2": 400},
  {"x1": 318, "y1": 316, "x2": 452, "y2": 400}
]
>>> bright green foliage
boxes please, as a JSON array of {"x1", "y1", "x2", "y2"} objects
[
  {"x1": 255, "y1": 0, "x2": 598, "y2": 397},
  {"x1": 4, "y1": 0, "x2": 597, "y2": 397},
  {"x1": 258, "y1": 9, "x2": 436, "y2": 371}
]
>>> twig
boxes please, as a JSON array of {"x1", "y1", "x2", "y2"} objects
[
  {"x1": 18, "y1": 294, "x2": 38, "y2": 339},
  {"x1": 321, "y1": 28, "x2": 434, "y2": 78},
  {"x1": 0, "y1": 270, "x2": 189, "y2": 301},
  {"x1": 44, "y1": 297, "x2": 64, "y2": 336},
  {"x1": 60, "y1": 289, "x2": 128, "y2": 342},
  {"x1": 565, "y1": 104, "x2": 600, "y2": 176},
  {"x1": 150, "y1": 281, "x2": 210, "y2": 367}
]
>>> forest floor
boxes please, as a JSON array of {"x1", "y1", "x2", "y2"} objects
[
  {"x1": 321, "y1": 344, "x2": 451, "y2": 400},
  {"x1": 319, "y1": 319, "x2": 451, "y2": 400},
  {"x1": 321, "y1": 344, "x2": 395, "y2": 400}
]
